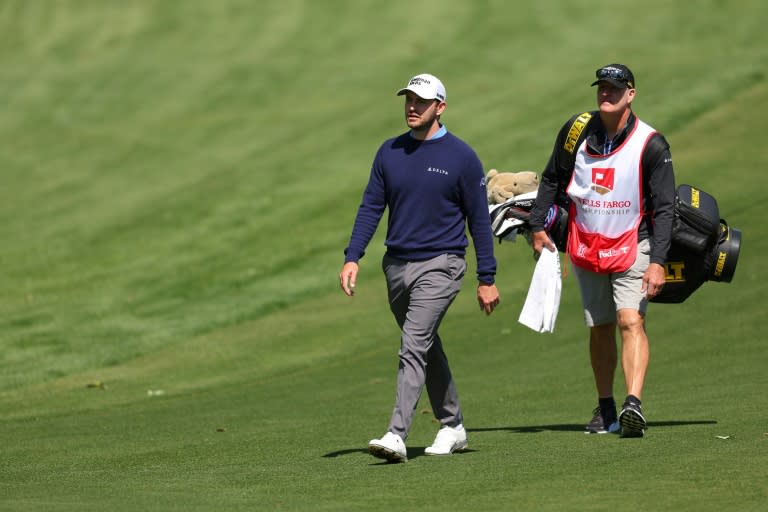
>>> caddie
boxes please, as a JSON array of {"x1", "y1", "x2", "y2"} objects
[{"x1": 528, "y1": 64, "x2": 676, "y2": 437}]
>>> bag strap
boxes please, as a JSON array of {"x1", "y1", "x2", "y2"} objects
[
  {"x1": 555, "y1": 112, "x2": 593, "y2": 206},
  {"x1": 563, "y1": 111, "x2": 593, "y2": 155}
]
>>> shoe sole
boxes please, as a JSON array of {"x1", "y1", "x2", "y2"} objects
[
  {"x1": 424, "y1": 440, "x2": 468, "y2": 456},
  {"x1": 619, "y1": 410, "x2": 647, "y2": 437},
  {"x1": 584, "y1": 421, "x2": 620, "y2": 435},
  {"x1": 368, "y1": 444, "x2": 407, "y2": 463}
]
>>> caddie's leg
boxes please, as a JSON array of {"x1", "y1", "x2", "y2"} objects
[
  {"x1": 573, "y1": 263, "x2": 617, "y2": 399},
  {"x1": 612, "y1": 239, "x2": 651, "y2": 399},
  {"x1": 590, "y1": 323, "x2": 618, "y2": 398},
  {"x1": 617, "y1": 309, "x2": 649, "y2": 399}
]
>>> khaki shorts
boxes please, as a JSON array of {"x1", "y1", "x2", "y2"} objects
[{"x1": 572, "y1": 239, "x2": 650, "y2": 327}]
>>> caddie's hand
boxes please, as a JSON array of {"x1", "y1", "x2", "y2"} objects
[
  {"x1": 477, "y1": 283, "x2": 500, "y2": 316},
  {"x1": 532, "y1": 230, "x2": 556, "y2": 259},
  {"x1": 339, "y1": 262, "x2": 359, "y2": 297},
  {"x1": 641, "y1": 262, "x2": 666, "y2": 299}
]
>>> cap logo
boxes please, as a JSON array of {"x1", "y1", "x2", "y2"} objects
[{"x1": 399, "y1": 75, "x2": 445, "y2": 101}]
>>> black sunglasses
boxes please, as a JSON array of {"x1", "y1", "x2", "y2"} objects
[{"x1": 596, "y1": 67, "x2": 633, "y2": 85}]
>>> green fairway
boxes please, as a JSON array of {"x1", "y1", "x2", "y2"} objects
[{"x1": 1, "y1": 1, "x2": 767, "y2": 510}]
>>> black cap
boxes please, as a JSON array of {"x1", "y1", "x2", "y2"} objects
[{"x1": 591, "y1": 64, "x2": 635, "y2": 89}]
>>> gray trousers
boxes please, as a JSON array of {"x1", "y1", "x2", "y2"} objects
[{"x1": 382, "y1": 253, "x2": 466, "y2": 440}]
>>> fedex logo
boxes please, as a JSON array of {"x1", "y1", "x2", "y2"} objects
[
  {"x1": 599, "y1": 247, "x2": 630, "y2": 259},
  {"x1": 591, "y1": 167, "x2": 614, "y2": 195}
]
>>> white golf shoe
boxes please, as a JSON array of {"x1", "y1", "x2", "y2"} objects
[
  {"x1": 368, "y1": 432, "x2": 407, "y2": 463},
  {"x1": 424, "y1": 424, "x2": 468, "y2": 456}
]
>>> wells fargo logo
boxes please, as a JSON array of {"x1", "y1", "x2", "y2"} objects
[{"x1": 591, "y1": 167, "x2": 615, "y2": 195}]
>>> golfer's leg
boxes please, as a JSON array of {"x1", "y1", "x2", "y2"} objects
[
  {"x1": 423, "y1": 255, "x2": 465, "y2": 427},
  {"x1": 386, "y1": 255, "x2": 461, "y2": 439},
  {"x1": 382, "y1": 255, "x2": 417, "y2": 440},
  {"x1": 426, "y1": 334, "x2": 463, "y2": 427}
]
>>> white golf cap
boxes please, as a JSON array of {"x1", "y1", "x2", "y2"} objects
[{"x1": 396, "y1": 73, "x2": 446, "y2": 102}]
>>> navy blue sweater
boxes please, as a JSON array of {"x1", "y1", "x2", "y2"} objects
[{"x1": 344, "y1": 130, "x2": 497, "y2": 284}]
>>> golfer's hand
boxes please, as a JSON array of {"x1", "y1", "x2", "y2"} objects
[
  {"x1": 532, "y1": 230, "x2": 556, "y2": 259},
  {"x1": 641, "y1": 262, "x2": 666, "y2": 299},
  {"x1": 339, "y1": 262, "x2": 359, "y2": 296},
  {"x1": 477, "y1": 283, "x2": 500, "y2": 316}
]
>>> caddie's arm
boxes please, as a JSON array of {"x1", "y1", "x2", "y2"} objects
[
  {"x1": 532, "y1": 231, "x2": 556, "y2": 255},
  {"x1": 642, "y1": 263, "x2": 666, "y2": 299},
  {"x1": 644, "y1": 135, "x2": 676, "y2": 266},
  {"x1": 642, "y1": 134, "x2": 676, "y2": 299},
  {"x1": 529, "y1": 157, "x2": 562, "y2": 256}
]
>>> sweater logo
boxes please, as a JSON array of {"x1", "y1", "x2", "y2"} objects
[{"x1": 427, "y1": 166, "x2": 448, "y2": 175}]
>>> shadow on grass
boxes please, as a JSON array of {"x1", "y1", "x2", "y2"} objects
[
  {"x1": 322, "y1": 420, "x2": 718, "y2": 459},
  {"x1": 322, "y1": 448, "x2": 369, "y2": 458},
  {"x1": 322, "y1": 447, "x2": 478, "y2": 462},
  {"x1": 468, "y1": 419, "x2": 718, "y2": 434}
]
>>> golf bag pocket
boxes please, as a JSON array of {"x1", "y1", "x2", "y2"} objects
[
  {"x1": 671, "y1": 184, "x2": 720, "y2": 253},
  {"x1": 651, "y1": 220, "x2": 741, "y2": 303}
]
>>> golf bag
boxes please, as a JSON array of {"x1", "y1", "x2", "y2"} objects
[
  {"x1": 489, "y1": 192, "x2": 568, "y2": 252},
  {"x1": 651, "y1": 184, "x2": 741, "y2": 303}
]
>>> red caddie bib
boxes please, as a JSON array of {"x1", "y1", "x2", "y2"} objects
[{"x1": 566, "y1": 119, "x2": 656, "y2": 273}]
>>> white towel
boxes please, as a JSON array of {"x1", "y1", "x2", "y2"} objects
[{"x1": 518, "y1": 248, "x2": 562, "y2": 333}]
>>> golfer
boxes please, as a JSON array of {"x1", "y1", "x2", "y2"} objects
[{"x1": 339, "y1": 73, "x2": 500, "y2": 462}]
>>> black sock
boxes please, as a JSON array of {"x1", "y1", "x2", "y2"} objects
[{"x1": 599, "y1": 397, "x2": 616, "y2": 420}]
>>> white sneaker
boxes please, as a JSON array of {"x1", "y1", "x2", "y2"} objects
[
  {"x1": 368, "y1": 432, "x2": 407, "y2": 462},
  {"x1": 424, "y1": 424, "x2": 468, "y2": 456}
]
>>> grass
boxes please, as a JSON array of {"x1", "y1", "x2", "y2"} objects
[{"x1": 1, "y1": 0, "x2": 767, "y2": 510}]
